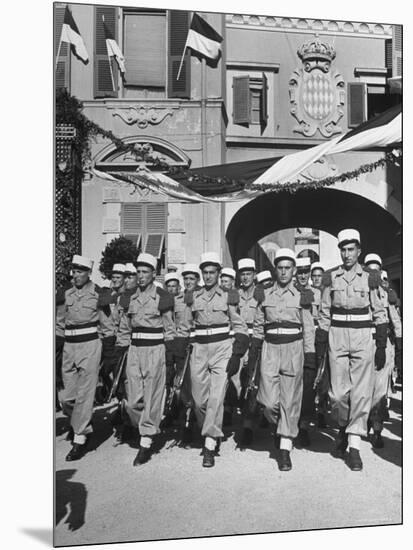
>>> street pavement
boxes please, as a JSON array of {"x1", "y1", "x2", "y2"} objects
[{"x1": 54, "y1": 390, "x2": 402, "y2": 547}]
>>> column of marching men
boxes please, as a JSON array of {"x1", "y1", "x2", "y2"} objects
[{"x1": 56, "y1": 228, "x2": 402, "y2": 471}]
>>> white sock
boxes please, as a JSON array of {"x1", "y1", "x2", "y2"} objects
[
  {"x1": 280, "y1": 437, "x2": 293, "y2": 451},
  {"x1": 73, "y1": 434, "x2": 86, "y2": 445},
  {"x1": 348, "y1": 434, "x2": 361, "y2": 450},
  {"x1": 205, "y1": 436, "x2": 216, "y2": 451},
  {"x1": 140, "y1": 436, "x2": 152, "y2": 449}
]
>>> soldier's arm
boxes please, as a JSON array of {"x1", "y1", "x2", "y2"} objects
[
  {"x1": 227, "y1": 290, "x2": 248, "y2": 337},
  {"x1": 318, "y1": 276, "x2": 332, "y2": 333},
  {"x1": 301, "y1": 306, "x2": 316, "y2": 353},
  {"x1": 116, "y1": 310, "x2": 132, "y2": 347},
  {"x1": 56, "y1": 302, "x2": 66, "y2": 338},
  {"x1": 389, "y1": 304, "x2": 402, "y2": 338},
  {"x1": 369, "y1": 280, "x2": 388, "y2": 327},
  {"x1": 157, "y1": 289, "x2": 176, "y2": 342}
]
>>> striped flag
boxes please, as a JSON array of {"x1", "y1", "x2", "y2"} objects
[
  {"x1": 103, "y1": 21, "x2": 125, "y2": 73},
  {"x1": 60, "y1": 6, "x2": 89, "y2": 63},
  {"x1": 186, "y1": 13, "x2": 223, "y2": 61}
]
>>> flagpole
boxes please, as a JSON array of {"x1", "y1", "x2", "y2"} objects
[
  {"x1": 102, "y1": 15, "x2": 116, "y2": 92},
  {"x1": 201, "y1": 56, "x2": 208, "y2": 251},
  {"x1": 176, "y1": 39, "x2": 188, "y2": 81},
  {"x1": 55, "y1": 34, "x2": 63, "y2": 69}
]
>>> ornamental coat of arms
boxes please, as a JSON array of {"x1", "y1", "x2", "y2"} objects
[{"x1": 289, "y1": 35, "x2": 345, "y2": 137}]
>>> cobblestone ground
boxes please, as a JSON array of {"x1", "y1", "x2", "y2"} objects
[{"x1": 54, "y1": 390, "x2": 402, "y2": 547}]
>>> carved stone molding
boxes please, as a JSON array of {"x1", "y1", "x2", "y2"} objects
[
  {"x1": 299, "y1": 156, "x2": 338, "y2": 181},
  {"x1": 289, "y1": 35, "x2": 345, "y2": 138},
  {"x1": 109, "y1": 105, "x2": 177, "y2": 128}
]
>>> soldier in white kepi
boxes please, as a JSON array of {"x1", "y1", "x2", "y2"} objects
[
  {"x1": 220, "y1": 267, "x2": 236, "y2": 291},
  {"x1": 256, "y1": 270, "x2": 274, "y2": 289},
  {"x1": 316, "y1": 230, "x2": 388, "y2": 471},
  {"x1": 182, "y1": 252, "x2": 249, "y2": 467},
  {"x1": 121, "y1": 253, "x2": 176, "y2": 465},
  {"x1": 164, "y1": 272, "x2": 181, "y2": 297}
]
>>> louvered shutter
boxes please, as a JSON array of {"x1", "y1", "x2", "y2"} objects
[
  {"x1": 393, "y1": 25, "x2": 402, "y2": 77},
  {"x1": 260, "y1": 72, "x2": 268, "y2": 127},
  {"x1": 94, "y1": 6, "x2": 118, "y2": 98},
  {"x1": 233, "y1": 75, "x2": 251, "y2": 125},
  {"x1": 55, "y1": 5, "x2": 70, "y2": 90},
  {"x1": 144, "y1": 235, "x2": 165, "y2": 258},
  {"x1": 144, "y1": 203, "x2": 167, "y2": 259},
  {"x1": 347, "y1": 82, "x2": 367, "y2": 128},
  {"x1": 385, "y1": 39, "x2": 392, "y2": 73},
  {"x1": 168, "y1": 10, "x2": 191, "y2": 98},
  {"x1": 121, "y1": 203, "x2": 144, "y2": 250}
]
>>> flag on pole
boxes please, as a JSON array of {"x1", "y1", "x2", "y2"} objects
[
  {"x1": 103, "y1": 21, "x2": 126, "y2": 73},
  {"x1": 186, "y1": 13, "x2": 223, "y2": 60},
  {"x1": 60, "y1": 6, "x2": 89, "y2": 62}
]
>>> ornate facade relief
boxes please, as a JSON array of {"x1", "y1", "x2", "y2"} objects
[
  {"x1": 289, "y1": 35, "x2": 345, "y2": 137},
  {"x1": 109, "y1": 105, "x2": 177, "y2": 128}
]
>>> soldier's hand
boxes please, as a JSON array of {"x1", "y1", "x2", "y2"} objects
[
  {"x1": 226, "y1": 355, "x2": 241, "y2": 378},
  {"x1": 374, "y1": 347, "x2": 386, "y2": 371}
]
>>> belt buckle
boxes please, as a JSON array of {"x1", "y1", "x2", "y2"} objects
[{"x1": 206, "y1": 328, "x2": 212, "y2": 336}]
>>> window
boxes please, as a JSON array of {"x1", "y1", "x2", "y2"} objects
[
  {"x1": 121, "y1": 203, "x2": 168, "y2": 273},
  {"x1": 348, "y1": 81, "x2": 399, "y2": 127},
  {"x1": 232, "y1": 74, "x2": 268, "y2": 128},
  {"x1": 94, "y1": 7, "x2": 191, "y2": 99}
]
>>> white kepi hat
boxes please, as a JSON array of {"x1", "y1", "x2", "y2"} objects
[
  {"x1": 124, "y1": 263, "x2": 137, "y2": 274},
  {"x1": 256, "y1": 270, "x2": 272, "y2": 283},
  {"x1": 364, "y1": 253, "x2": 382, "y2": 268},
  {"x1": 238, "y1": 258, "x2": 256, "y2": 271},
  {"x1": 381, "y1": 270, "x2": 388, "y2": 281},
  {"x1": 164, "y1": 272, "x2": 180, "y2": 284},
  {"x1": 181, "y1": 263, "x2": 201, "y2": 277},
  {"x1": 221, "y1": 267, "x2": 236, "y2": 279},
  {"x1": 296, "y1": 257, "x2": 311, "y2": 269},
  {"x1": 311, "y1": 262, "x2": 325, "y2": 273},
  {"x1": 111, "y1": 263, "x2": 126, "y2": 274},
  {"x1": 136, "y1": 253, "x2": 157, "y2": 270},
  {"x1": 199, "y1": 252, "x2": 222, "y2": 270},
  {"x1": 274, "y1": 248, "x2": 296, "y2": 265},
  {"x1": 71, "y1": 254, "x2": 94, "y2": 271},
  {"x1": 337, "y1": 229, "x2": 361, "y2": 247}
]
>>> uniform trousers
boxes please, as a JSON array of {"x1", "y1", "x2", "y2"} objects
[
  {"x1": 328, "y1": 326, "x2": 375, "y2": 436},
  {"x1": 190, "y1": 338, "x2": 232, "y2": 439},
  {"x1": 257, "y1": 339, "x2": 304, "y2": 439},
  {"x1": 369, "y1": 337, "x2": 394, "y2": 431},
  {"x1": 59, "y1": 338, "x2": 102, "y2": 436},
  {"x1": 124, "y1": 343, "x2": 166, "y2": 437}
]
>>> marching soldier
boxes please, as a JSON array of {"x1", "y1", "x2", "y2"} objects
[
  {"x1": 295, "y1": 257, "x2": 318, "y2": 447},
  {"x1": 311, "y1": 262, "x2": 325, "y2": 290},
  {"x1": 183, "y1": 252, "x2": 249, "y2": 467},
  {"x1": 364, "y1": 254, "x2": 402, "y2": 448},
  {"x1": 57, "y1": 255, "x2": 114, "y2": 461},
  {"x1": 122, "y1": 253, "x2": 177, "y2": 465},
  {"x1": 381, "y1": 271, "x2": 402, "y2": 383},
  {"x1": 220, "y1": 267, "x2": 236, "y2": 291},
  {"x1": 164, "y1": 272, "x2": 182, "y2": 297},
  {"x1": 254, "y1": 248, "x2": 315, "y2": 471},
  {"x1": 316, "y1": 230, "x2": 388, "y2": 471}
]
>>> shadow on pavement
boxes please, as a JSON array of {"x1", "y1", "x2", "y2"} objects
[
  {"x1": 55, "y1": 469, "x2": 87, "y2": 532},
  {"x1": 372, "y1": 436, "x2": 402, "y2": 468},
  {"x1": 20, "y1": 528, "x2": 52, "y2": 547}
]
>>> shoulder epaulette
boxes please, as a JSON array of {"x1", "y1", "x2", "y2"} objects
[
  {"x1": 322, "y1": 270, "x2": 333, "y2": 287},
  {"x1": 363, "y1": 267, "x2": 381, "y2": 289},
  {"x1": 157, "y1": 287, "x2": 174, "y2": 313},
  {"x1": 184, "y1": 290, "x2": 194, "y2": 306},
  {"x1": 227, "y1": 288, "x2": 240, "y2": 306},
  {"x1": 300, "y1": 287, "x2": 314, "y2": 308},
  {"x1": 387, "y1": 287, "x2": 398, "y2": 305},
  {"x1": 253, "y1": 285, "x2": 265, "y2": 304},
  {"x1": 119, "y1": 289, "x2": 135, "y2": 310},
  {"x1": 96, "y1": 286, "x2": 113, "y2": 307}
]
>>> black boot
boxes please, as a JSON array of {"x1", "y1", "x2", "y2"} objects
[
  {"x1": 297, "y1": 428, "x2": 311, "y2": 448},
  {"x1": 273, "y1": 432, "x2": 280, "y2": 449},
  {"x1": 371, "y1": 431, "x2": 384, "y2": 449},
  {"x1": 348, "y1": 447, "x2": 363, "y2": 471},
  {"x1": 278, "y1": 450, "x2": 292, "y2": 471},
  {"x1": 214, "y1": 438, "x2": 221, "y2": 456},
  {"x1": 317, "y1": 412, "x2": 327, "y2": 428},
  {"x1": 335, "y1": 427, "x2": 348, "y2": 456},
  {"x1": 133, "y1": 446, "x2": 151, "y2": 466},
  {"x1": 223, "y1": 409, "x2": 232, "y2": 427},
  {"x1": 202, "y1": 448, "x2": 215, "y2": 468},
  {"x1": 240, "y1": 427, "x2": 253, "y2": 447},
  {"x1": 65, "y1": 426, "x2": 74, "y2": 442},
  {"x1": 65, "y1": 443, "x2": 87, "y2": 462}
]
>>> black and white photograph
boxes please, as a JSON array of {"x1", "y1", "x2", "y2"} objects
[{"x1": 52, "y1": 0, "x2": 404, "y2": 546}]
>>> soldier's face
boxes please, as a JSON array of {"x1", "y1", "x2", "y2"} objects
[
  {"x1": 111, "y1": 273, "x2": 125, "y2": 290},
  {"x1": 340, "y1": 243, "x2": 361, "y2": 269},
  {"x1": 240, "y1": 270, "x2": 255, "y2": 288},
  {"x1": 297, "y1": 268, "x2": 310, "y2": 287},
  {"x1": 275, "y1": 260, "x2": 296, "y2": 286},
  {"x1": 136, "y1": 265, "x2": 155, "y2": 288},
  {"x1": 367, "y1": 262, "x2": 381, "y2": 271},
  {"x1": 311, "y1": 268, "x2": 324, "y2": 288},
  {"x1": 125, "y1": 274, "x2": 138, "y2": 290},
  {"x1": 202, "y1": 266, "x2": 219, "y2": 288},
  {"x1": 382, "y1": 279, "x2": 389, "y2": 290},
  {"x1": 220, "y1": 276, "x2": 234, "y2": 290},
  {"x1": 166, "y1": 281, "x2": 180, "y2": 296},
  {"x1": 72, "y1": 268, "x2": 90, "y2": 288},
  {"x1": 183, "y1": 274, "x2": 199, "y2": 291}
]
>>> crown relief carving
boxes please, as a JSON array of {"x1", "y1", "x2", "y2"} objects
[{"x1": 109, "y1": 105, "x2": 177, "y2": 129}]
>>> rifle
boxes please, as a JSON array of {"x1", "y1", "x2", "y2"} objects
[
  {"x1": 106, "y1": 348, "x2": 128, "y2": 403},
  {"x1": 164, "y1": 343, "x2": 193, "y2": 418},
  {"x1": 313, "y1": 349, "x2": 328, "y2": 392},
  {"x1": 243, "y1": 354, "x2": 261, "y2": 415}
]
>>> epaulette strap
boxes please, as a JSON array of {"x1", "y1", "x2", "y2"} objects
[
  {"x1": 364, "y1": 268, "x2": 381, "y2": 289},
  {"x1": 253, "y1": 285, "x2": 265, "y2": 304},
  {"x1": 157, "y1": 287, "x2": 175, "y2": 313},
  {"x1": 119, "y1": 289, "x2": 134, "y2": 310},
  {"x1": 300, "y1": 288, "x2": 314, "y2": 307},
  {"x1": 387, "y1": 287, "x2": 398, "y2": 305},
  {"x1": 227, "y1": 288, "x2": 240, "y2": 306},
  {"x1": 322, "y1": 271, "x2": 332, "y2": 287},
  {"x1": 97, "y1": 287, "x2": 113, "y2": 307},
  {"x1": 184, "y1": 290, "x2": 194, "y2": 306}
]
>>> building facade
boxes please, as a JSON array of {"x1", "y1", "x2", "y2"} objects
[{"x1": 55, "y1": 4, "x2": 402, "y2": 289}]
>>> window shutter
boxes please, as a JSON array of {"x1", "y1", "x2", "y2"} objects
[
  {"x1": 144, "y1": 234, "x2": 165, "y2": 259},
  {"x1": 94, "y1": 6, "x2": 118, "y2": 98},
  {"x1": 121, "y1": 203, "x2": 144, "y2": 234},
  {"x1": 347, "y1": 82, "x2": 366, "y2": 128},
  {"x1": 385, "y1": 39, "x2": 392, "y2": 73},
  {"x1": 146, "y1": 203, "x2": 167, "y2": 233},
  {"x1": 233, "y1": 75, "x2": 251, "y2": 124},
  {"x1": 55, "y1": 5, "x2": 70, "y2": 90},
  {"x1": 393, "y1": 25, "x2": 402, "y2": 77},
  {"x1": 168, "y1": 10, "x2": 191, "y2": 98},
  {"x1": 260, "y1": 72, "x2": 268, "y2": 127}
]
